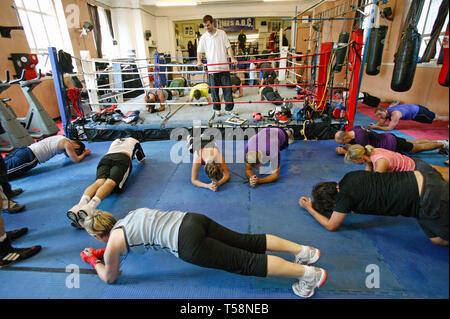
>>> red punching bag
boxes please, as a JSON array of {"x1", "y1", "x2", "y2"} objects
[{"x1": 438, "y1": 28, "x2": 449, "y2": 87}]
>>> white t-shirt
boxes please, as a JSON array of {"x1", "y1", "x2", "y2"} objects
[
  {"x1": 107, "y1": 137, "x2": 145, "y2": 161},
  {"x1": 28, "y1": 135, "x2": 66, "y2": 163},
  {"x1": 249, "y1": 62, "x2": 257, "y2": 79},
  {"x1": 197, "y1": 29, "x2": 231, "y2": 72}
]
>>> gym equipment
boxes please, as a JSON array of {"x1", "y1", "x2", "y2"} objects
[
  {"x1": 0, "y1": 71, "x2": 34, "y2": 152},
  {"x1": 391, "y1": 26, "x2": 421, "y2": 91},
  {"x1": 9, "y1": 69, "x2": 60, "y2": 138},
  {"x1": 438, "y1": 28, "x2": 449, "y2": 87},
  {"x1": 333, "y1": 32, "x2": 350, "y2": 72},
  {"x1": 366, "y1": 26, "x2": 388, "y2": 75},
  {"x1": 9, "y1": 53, "x2": 38, "y2": 81},
  {"x1": 391, "y1": 0, "x2": 425, "y2": 92}
]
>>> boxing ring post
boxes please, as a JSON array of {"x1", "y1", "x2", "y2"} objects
[
  {"x1": 345, "y1": 29, "x2": 364, "y2": 131},
  {"x1": 48, "y1": 46, "x2": 71, "y2": 137},
  {"x1": 316, "y1": 42, "x2": 332, "y2": 111}
]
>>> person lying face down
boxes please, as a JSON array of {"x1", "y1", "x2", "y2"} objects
[
  {"x1": 299, "y1": 170, "x2": 449, "y2": 246},
  {"x1": 80, "y1": 207, "x2": 327, "y2": 298},
  {"x1": 334, "y1": 127, "x2": 448, "y2": 156},
  {"x1": 344, "y1": 144, "x2": 449, "y2": 182},
  {"x1": 145, "y1": 88, "x2": 171, "y2": 113},
  {"x1": 187, "y1": 83, "x2": 212, "y2": 106},
  {"x1": 67, "y1": 137, "x2": 146, "y2": 229},
  {"x1": 369, "y1": 104, "x2": 449, "y2": 131},
  {"x1": 4, "y1": 135, "x2": 91, "y2": 180},
  {"x1": 187, "y1": 134, "x2": 230, "y2": 192},
  {"x1": 245, "y1": 127, "x2": 293, "y2": 187}
]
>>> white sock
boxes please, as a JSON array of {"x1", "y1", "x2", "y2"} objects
[
  {"x1": 0, "y1": 233, "x2": 6, "y2": 242},
  {"x1": 82, "y1": 196, "x2": 101, "y2": 213},
  {"x1": 296, "y1": 246, "x2": 310, "y2": 259},
  {"x1": 301, "y1": 265, "x2": 315, "y2": 282},
  {"x1": 78, "y1": 195, "x2": 91, "y2": 206}
]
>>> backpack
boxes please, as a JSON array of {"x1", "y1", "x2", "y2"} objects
[{"x1": 303, "y1": 117, "x2": 338, "y2": 140}]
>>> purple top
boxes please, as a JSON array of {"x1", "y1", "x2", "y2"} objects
[
  {"x1": 245, "y1": 128, "x2": 286, "y2": 170},
  {"x1": 351, "y1": 126, "x2": 397, "y2": 151},
  {"x1": 387, "y1": 104, "x2": 420, "y2": 121}
]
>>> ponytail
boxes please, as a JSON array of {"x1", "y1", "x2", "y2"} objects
[{"x1": 344, "y1": 144, "x2": 372, "y2": 163}]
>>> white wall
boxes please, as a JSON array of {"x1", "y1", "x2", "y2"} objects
[{"x1": 109, "y1": 1, "x2": 317, "y2": 58}]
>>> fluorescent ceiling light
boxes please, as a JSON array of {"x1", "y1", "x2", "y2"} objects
[{"x1": 155, "y1": 2, "x2": 197, "y2": 6}]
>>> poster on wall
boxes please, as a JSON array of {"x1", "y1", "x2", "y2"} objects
[
  {"x1": 271, "y1": 21, "x2": 281, "y2": 32},
  {"x1": 184, "y1": 24, "x2": 195, "y2": 37},
  {"x1": 216, "y1": 18, "x2": 255, "y2": 31}
]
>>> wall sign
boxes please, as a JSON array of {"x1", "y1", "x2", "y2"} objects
[{"x1": 216, "y1": 18, "x2": 255, "y2": 31}]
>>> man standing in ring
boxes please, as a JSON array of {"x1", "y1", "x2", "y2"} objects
[{"x1": 197, "y1": 15, "x2": 238, "y2": 117}]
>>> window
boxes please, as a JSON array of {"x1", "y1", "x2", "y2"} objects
[
  {"x1": 14, "y1": 0, "x2": 75, "y2": 73},
  {"x1": 97, "y1": 7, "x2": 116, "y2": 59},
  {"x1": 417, "y1": 0, "x2": 449, "y2": 61}
]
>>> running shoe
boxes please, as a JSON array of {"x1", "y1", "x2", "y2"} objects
[
  {"x1": 292, "y1": 267, "x2": 327, "y2": 298},
  {"x1": 294, "y1": 246, "x2": 321, "y2": 265}
]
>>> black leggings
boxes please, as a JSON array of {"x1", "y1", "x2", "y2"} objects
[{"x1": 178, "y1": 213, "x2": 268, "y2": 277}]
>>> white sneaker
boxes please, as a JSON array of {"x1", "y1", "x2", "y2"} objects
[
  {"x1": 294, "y1": 246, "x2": 321, "y2": 265},
  {"x1": 226, "y1": 111, "x2": 238, "y2": 117},
  {"x1": 443, "y1": 139, "x2": 449, "y2": 153},
  {"x1": 215, "y1": 110, "x2": 224, "y2": 117},
  {"x1": 292, "y1": 267, "x2": 327, "y2": 298}
]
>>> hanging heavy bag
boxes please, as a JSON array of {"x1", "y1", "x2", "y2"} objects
[
  {"x1": 333, "y1": 32, "x2": 350, "y2": 72},
  {"x1": 391, "y1": 26, "x2": 421, "y2": 92},
  {"x1": 366, "y1": 26, "x2": 388, "y2": 75},
  {"x1": 438, "y1": 31, "x2": 449, "y2": 87}
]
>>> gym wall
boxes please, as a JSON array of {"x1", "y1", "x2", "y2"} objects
[
  {"x1": 295, "y1": 0, "x2": 448, "y2": 115},
  {"x1": 360, "y1": 0, "x2": 449, "y2": 115},
  {"x1": 0, "y1": 0, "x2": 100, "y2": 120}
]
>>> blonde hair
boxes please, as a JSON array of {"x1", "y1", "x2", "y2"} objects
[
  {"x1": 245, "y1": 150, "x2": 261, "y2": 168},
  {"x1": 344, "y1": 144, "x2": 374, "y2": 163},
  {"x1": 205, "y1": 160, "x2": 223, "y2": 181},
  {"x1": 83, "y1": 209, "x2": 117, "y2": 237}
]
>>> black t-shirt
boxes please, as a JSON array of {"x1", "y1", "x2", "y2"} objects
[
  {"x1": 238, "y1": 33, "x2": 246, "y2": 46},
  {"x1": 334, "y1": 171, "x2": 420, "y2": 217},
  {"x1": 231, "y1": 75, "x2": 241, "y2": 86}
]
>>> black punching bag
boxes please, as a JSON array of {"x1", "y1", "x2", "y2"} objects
[
  {"x1": 391, "y1": 25, "x2": 421, "y2": 92},
  {"x1": 366, "y1": 26, "x2": 388, "y2": 75},
  {"x1": 333, "y1": 32, "x2": 350, "y2": 72}
]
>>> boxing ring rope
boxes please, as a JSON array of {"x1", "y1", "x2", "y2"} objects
[{"x1": 48, "y1": 44, "x2": 352, "y2": 138}]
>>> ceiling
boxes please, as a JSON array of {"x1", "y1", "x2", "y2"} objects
[{"x1": 99, "y1": 0, "x2": 323, "y2": 8}]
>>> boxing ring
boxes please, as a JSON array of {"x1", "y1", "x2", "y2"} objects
[{"x1": 48, "y1": 40, "x2": 363, "y2": 142}]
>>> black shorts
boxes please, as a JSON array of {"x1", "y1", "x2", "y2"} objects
[
  {"x1": 413, "y1": 105, "x2": 436, "y2": 124},
  {"x1": 394, "y1": 136, "x2": 414, "y2": 153},
  {"x1": 178, "y1": 213, "x2": 267, "y2": 277},
  {"x1": 416, "y1": 171, "x2": 449, "y2": 241},
  {"x1": 96, "y1": 153, "x2": 132, "y2": 192},
  {"x1": 413, "y1": 158, "x2": 439, "y2": 174}
]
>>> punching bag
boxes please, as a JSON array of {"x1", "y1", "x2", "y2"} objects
[
  {"x1": 333, "y1": 32, "x2": 350, "y2": 72},
  {"x1": 438, "y1": 31, "x2": 449, "y2": 87},
  {"x1": 366, "y1": 26, "x2": 388, "y2": 75},
  {"x1": 391, "y1": 26, "x2": 421, "y2": 92},
  {"x1": 391, "y1": 0, "x2": 425, "y2": 92}
]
